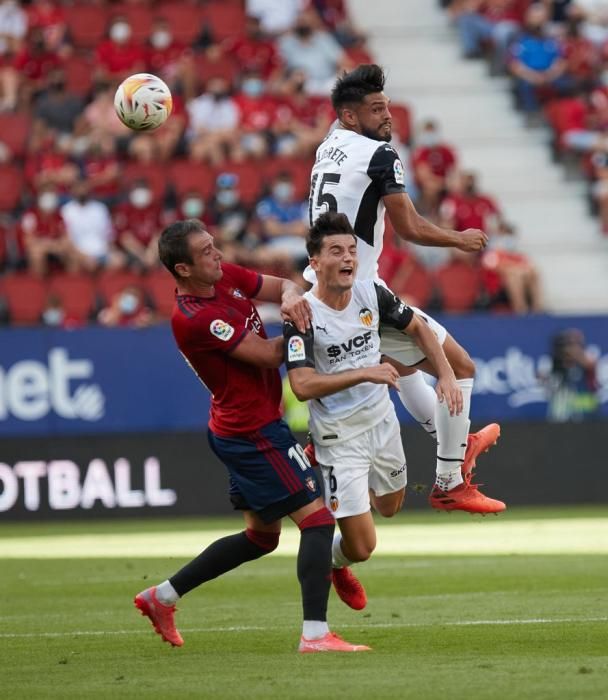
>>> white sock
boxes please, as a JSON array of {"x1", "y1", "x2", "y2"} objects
[
  {"x1": 396, "y1": 372, "x2": 437, "y2": 438},
  {"x1": 332, "y1": 533, "x2": 352, "y2": 569},
  {"x1": 302, "y1": 620, "x2": 330, "y2": 640},
  {"x1": 435, "y1": 378, "x2": 473, "y2": 491},
  {"x1": 155, "y1": 580, "x2": 179, "y2": 605}
]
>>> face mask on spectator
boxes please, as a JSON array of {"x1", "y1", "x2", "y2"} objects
[
  {"x1": 42, "y1": 308, "x2": 64, "y2": 327},
  {"x1": 242, "y1": 78, "x2": 264, "y2": 98},
  {"x1": 183, "y1": 197, "x2": 204, "y2": 218},
  {"x1": 151, "y1": 29, "x2": 172, "y2": 50},
  {"x1": 273, "y1": 182, "x2": 294, "y2": 201},
  {"x1": 130, "y1": 187, "x2": 152, "y2": 208},
  {"x1": 217, "y1": 190, "x2": 238, "y2": 207},
  {"x1": 119, "y1": 292, "x2": 139, "y2": 315},
  {"x1": 38, "y1": 192, "x2": 59, "y2": 213},
  {"x1": 110, "y1": 22, "x2": 132, "y2": 43},
  {"x1": 418, "y1": 131, "x2": 440, "y2": 147}
]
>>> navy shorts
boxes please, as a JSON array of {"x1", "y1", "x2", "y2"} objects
[{"x1": 208, "y1": 419, "x2": 322, "y2": 524}]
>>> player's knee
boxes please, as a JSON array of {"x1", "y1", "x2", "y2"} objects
[
  {"x1": 349, "y1": 541, "x2": 375, "y2": 562},
  {"x1": 245, "y1": 529, "x2": 280, "y2": 554},
  {"x1": 375, "y1": 499, "x2": 403, "y2": 518}
]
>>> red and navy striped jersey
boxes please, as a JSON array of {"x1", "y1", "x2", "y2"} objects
[{"x1": 171, "y1": 262, "x2": 282, "y2": 437}]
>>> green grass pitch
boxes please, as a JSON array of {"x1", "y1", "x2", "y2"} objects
[{"x1": 1, "y1": 506, "x2": 607, "y2": 699}]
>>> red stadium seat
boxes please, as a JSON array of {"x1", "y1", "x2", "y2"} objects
[
  {"x1": 65, "y1": 55, "x2": 94, "y2": 97},
  {"x1": 0, "y1": 113, "x2": 31, "y2": 157},
  {"x1": 144, "y1": 268, "x2": 176, "y2": 318},
  {"x1": 156, "y1": 2, "x2": 205, "y2": 44},
  {"x1": 0, "y1": 165, "x2": 24, "y2": 211},
  {"x1": 0, "y1": 273, "x2": 47, "y2": 324},
  {"x1": 48, "y1": 273, "x2": 96, "y2": 322},
  {"x1": 397, "y1": 260, "x2": 435, "y2": 309},
  {"x1": 109, "y1": 4, "x2": 153, "y2": 44},
  {"x1": 434, "y1": 260, "x2": 482, "y2": 312},
  {"x1": 194, "y1": 54, "x2": 238, "y2": 86},
  {"x1": 201, "y1": 2, "x2": 246, "y2": 41},
  {"x1": 389, "y1": 103, "x2": 412, "y2": 145},
  {"x1": 213, "y1": 161, "x2": 264, "y2": 205},
  {"x1": 122, "y1": 163, "x2": 167, "y2": 204},
  {"x1": 96, "y1": 269, "x2": 142, "y2": 305},
  {"x1": 66, "y1": 5, "x2": 109, "y2": 49},
  {"x1": 261, "y1": 157, "x2": 314, "y2": 200},
  {"x1": 169, "y1": 160, "x2": 216, "y2": 199}
]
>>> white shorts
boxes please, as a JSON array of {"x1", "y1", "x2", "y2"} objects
[
  {"x1": 380, "y1": 306, "x2": 447, "y2": 367},
  {"x1": 316, "y1": 405, "x2": 407, "y2": 519}
]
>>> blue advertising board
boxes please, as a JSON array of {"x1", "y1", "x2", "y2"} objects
[{"x1": 0, "y1": 314, "x2": 606, "y2": 438}]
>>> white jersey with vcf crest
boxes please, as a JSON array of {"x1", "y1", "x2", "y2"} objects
[{"x1": 306, "y1": 128, "x2": 407, "y2": 282}]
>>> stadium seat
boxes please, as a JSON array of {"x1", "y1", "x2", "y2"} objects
[
  {"x1": 156, "y1": 2, "x2": 206, "y2": 44},
  {"x1": 0, "y1": 113, "x2": 31, "y2": 158},
  {"x1": 144, "y1": 268, "x2": 176, "y2": 318},
  {"x1": 168, "y1": 160, "x2": 216, "y2": 199},
  {"x1": 262, "y1": 157, "x2": 314, "y2": 200},
  {"x1": 65, "y1": 4, "x2": 108, "y2": 49},
  {"x1": 213, "y1": 162, "x2": 264, "y2": 205},
  {"x1": 48, "y1": 273, "x2": 97, "y2": 322},
  {"x1": 194, "y1": 54, "x2": 238, "y2": 86},
  {"x1": 122, "y1": 163, "x2": 168, "y2": 204},
  {"x1": 65, "y1": 55, "x2": 94, "y2": 97},
  {"x1": 109, "y1": 4, "x2": 153, "y2": 44},
  {"x1": 389, "y1": 103, "x2": 412, "y2": 145},
  {"x1": 434, "y1": 260, "x2": 483, "y2": 312},
  {"x1": 201, "y1": 1, "x2": 246, "y2": 41},
  {"x1": 397, "y1": 260, "x2": 435, "y2": 309},
  {"x1": 96, "y1": 269, "x2": 142, "y2": 305},
  {"x1": 0, "y1": 166, "x2": 24, "y2": 211},
  {"x1": 0, "y1": 273, "x2": 47, "y2": 325}
]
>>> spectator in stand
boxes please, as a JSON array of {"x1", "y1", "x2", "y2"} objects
[
  {"x1": 146, "y1": 16, "x2": 196, "y2": 102},
  {"x1": 588, "y1": 147, "x2": 608, "y2": 233},
  {"x1": 278, "y1": 8, "x2": 349, "y2": 96},
  {"x1": 449, "y1": 0, "x2": 526, "y2": 69},
  {"x1": 24, "y1": 131, "x2": 78, "y2": 195},
  {"x1": 12, "y1": 27, "x2": 62, "y2": 107},
  {"x1": 234, "y1": 69, "x2": 275, "y2": 160},
  {"x1": 98, "y1": 284, "x2": 155, "y2": 328},
  {"x1": 95, "y1": 16, "x2": 145, "y2": 83},
  {"x1": 245, "y1": 0, "x2": 307, "y2": 36},
  {"x1": 41, "y1": 292, "x2": 81, "y2": 328},
  {"x1": 440, "y1": 170, "x2": 501, "y2": 240},
  {"x1": 81, "y1": 135, "x2": 121, "y2": 207},
  {"x1": 508, "y1": 3, "x2": 571, "y2": 122},
  {"x1": 560, "y1": 4, "x2": 600, "y2": 91},
  {"x1": 19, "y1": 185, "x2": 78, "y2": 276},
  {"x1": 0, "y1": 0, "x2": 27, "y2": 111},
  {"x1": 481, "y1": 220, "x2": 543, "y2": 312},
  {"x1": 33, "y1": 68, "x2": 82, "y2": 136},
  {"x1": 273, "y1": 68, "x2": 334, "y2": 156},
  {"x1": 26, "y1": 0, "x2": 69, "y2": 58},
  {"x1": 176, "y1": 189, "x2": 211, "y2": 226},
  {"x1": 220, "y1": 14, "x2": 282, "y2": 82},
  {"x1": 187, "y1": 77, "x2": 242, "y2": 164},
  {"x1": 114, "y1": 179, "x2": 163, "y2": 271},
  {"x1": 411, "y1": 118, "x2": 458, "y2": 215},
  {"x1": 207, "y1": 172, "x2": 253, "y2": 257},
  {"x1": 61, "y1": 180, "x2": 124, "y2": 272},
  {"x1": 77, "y1": 81, "x2": 130, "y2": 145},
  {"x1": 312, "y1": 0, "x2": 369, "y2": 48},
  {"x1": 255, "y1": 171, "x2": 309, "y2": 268}
]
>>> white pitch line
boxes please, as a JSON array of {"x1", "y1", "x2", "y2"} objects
[{"x1": 1, "y1": 617, "x2": 606, "y2": 639}]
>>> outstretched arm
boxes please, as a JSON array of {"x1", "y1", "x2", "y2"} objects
[
  {"x1": 255, "y1": 274, "x2": 312, "y2": 332},
  {"x1": 287, "y1": 363, "x2": 400, "y2": 402}
]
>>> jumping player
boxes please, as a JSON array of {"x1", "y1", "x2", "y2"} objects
[
  {"x1": 306, "y1": 64, "x2": 501, "y2": 514},
  {"x1": 286, "y1": 213, "x2": 505, "y2": 610},
  {"x1": 134, "y1": 219, "x2": 369, "y2": 653}
]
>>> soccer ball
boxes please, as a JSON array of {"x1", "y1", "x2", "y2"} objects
[{"x1": 114, "y1": 73, "x2": 173, "y2": 131}]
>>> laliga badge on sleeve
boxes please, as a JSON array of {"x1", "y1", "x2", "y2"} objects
[
  {"x1": 393, "y1": 158, "x2": 405, "y2": 185},
  {"x1": 210, "y1": 319, "x2": 235, "y2": 341},
  {"x1": 288, "y1": 336, "x2": 306, "y2": 362}
]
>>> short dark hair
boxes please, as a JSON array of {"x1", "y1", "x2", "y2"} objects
[
  {"x1": 158, "y1": 219, "x2": 204, "y2": 278},
  {"x1": 307, "y1": 212, "x2": 356, "y2": 257},
  {"x1": 331, "y1": 64, "x2": 386, "y2": 115}
]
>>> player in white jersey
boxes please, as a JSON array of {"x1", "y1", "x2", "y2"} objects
[
  {"x1": 305, "y1": 64, "x2": 502, "y2": 514},
  {"x1": 284, "y1": 213, "x2": 500, "y2": 610}
]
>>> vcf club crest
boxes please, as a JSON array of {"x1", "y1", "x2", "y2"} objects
[{"x1": 359, "y1": 308, "x2": 373, "y2": 327}]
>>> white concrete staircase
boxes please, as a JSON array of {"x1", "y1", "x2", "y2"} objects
[{"x1": 348, "y1": 0, "x2": 608, "y2": 313}]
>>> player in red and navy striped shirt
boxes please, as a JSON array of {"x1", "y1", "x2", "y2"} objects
[{"x1": 134, "y1": 218, "x2": 368, "y2": 653}]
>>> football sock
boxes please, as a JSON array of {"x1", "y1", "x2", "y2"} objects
[
  {"x1": 169, "y1": 529, "x2": 279, "y2": 597},
  {"x1": 396, "y1": 372, "x2": 437, "y2": 438},
  {"x1": 297, "y1": 509, "x2": 335, "y2": 633},
  {"x1": 331, "y1": 532, "x2": 352, "y2": 569},
  {"x1": 435, "y1": 378, "x2": 473, "y2": 491},
  {"x1": 302, "y1": 620, "x2": 330, "y2": 640},
  {"x1": 156, "y1": 580, "x2": 179, "y2": 605}
]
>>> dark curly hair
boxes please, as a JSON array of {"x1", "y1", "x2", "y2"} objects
[
  {"x1": 307, "y1": 212, "x2": 356, "y2": 257},
  {"x1": 331, "y1": 64, "x2": 386, "y2": 116}
]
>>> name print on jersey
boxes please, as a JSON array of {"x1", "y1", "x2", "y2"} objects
[
  {"x1": 326, "y1": 330, "x2": 374, "y2": 365},
  {"x1": 315, "y1": 144, "x2": 349, "y2": 166}
]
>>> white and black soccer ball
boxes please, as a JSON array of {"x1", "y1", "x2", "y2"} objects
[{"x1": 114, "y1": 73, "x2": 173, "y2": 131}]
